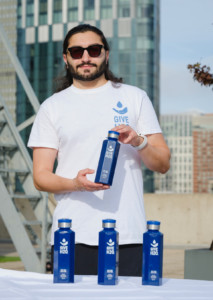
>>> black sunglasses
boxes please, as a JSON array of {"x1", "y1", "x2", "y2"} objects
[{"x1": 67, "y1": 44, "x2": 105, "y2": 59}]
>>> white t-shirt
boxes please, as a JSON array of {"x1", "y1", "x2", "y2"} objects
[{"x1": 28, "y1": 81, "x2": 162, "y2": 245}]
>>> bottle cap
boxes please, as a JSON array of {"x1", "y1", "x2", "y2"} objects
[
  {"x1": 58, "y1": 218, "x2": 72, "y2": 228},
  {"x1": 147, "y1": 220, "x2": 160, "y2": 230},
  {"x1": 102, "y1": 219, "x2": 116, "y2": 228},
  {"x1": 108, "y1": 131, "x2": 120, "y2": 140}
]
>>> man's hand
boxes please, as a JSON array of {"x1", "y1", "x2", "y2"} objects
[
  {"x1": 73, "y1": 168, "x2": 110, "y2": 192},
  {"x1": 111, "y1": 125, "x2": 170, "y2": 174},
  {"x1": 111, "y1": 125, "x2": 142, "y2": 147}
]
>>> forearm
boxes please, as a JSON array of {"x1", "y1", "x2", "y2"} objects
[
  {"x1": 33, "y1": 166, "x2": 109, "y2": 194},
  {"x1": 139, "y1": 143, "x2": 170, "y2": 174},
  {"x1": 33, "y1": 170, "x2": 77, "y2": 194}
]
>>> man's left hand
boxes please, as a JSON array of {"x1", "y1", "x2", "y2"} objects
[{"x1": 111, "y1": 125, "x2": 142, "y2": 147}]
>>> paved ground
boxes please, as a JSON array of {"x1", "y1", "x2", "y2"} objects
[{"x1": 0, "y1": 241, "x2": 185, "y2": 278}]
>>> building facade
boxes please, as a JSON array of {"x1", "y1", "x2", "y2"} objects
[
  {"x1": 193, "y1": 114, "x2": 213, "y2": 193},
  {"x1": 155, "y1": 113, "x2": 213, "y2": 194},
  {"x1": 155, "y1": 114, "x2": 193, "y2": 194},
  {"x1": 0, "y1": 0, "x2": 17, "y2": 120}
]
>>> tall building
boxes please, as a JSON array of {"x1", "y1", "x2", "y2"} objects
[
  {"x1": 155, "y1": 114, "x2": 193, "y2": 193},
  {"x1": 193, "y1": 114, "x2": 213, "y2": 193},
  {"x1": 16, "y1": 0, "x2": 160, "y2": 191},
  {"x1": 0, "y1": 0, "x2": 17, "y2": 120},
  {"x1": 155, "y1": 113, "x2": 213, "y2": 194}
]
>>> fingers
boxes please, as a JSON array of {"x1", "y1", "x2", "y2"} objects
[
  {"x1": 84, "y1": 182, "x2": 110, "y2": 192},
  {"x1": 74, "y1": 169, "x2": 110, "y2": 192},
  {"x1": 111, "y1": 125, "x2": 137, "y2": 145},
  {"x1": 78, "y1": 168, "x2": 95, "y2": 176},
  {"x1": 111, "y1": 124, "x2": 127, "y2": 132}
]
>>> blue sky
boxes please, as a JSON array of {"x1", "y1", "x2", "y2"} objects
[{"x1": 160, "y1": 0, "x2": 213, "y2": 114}]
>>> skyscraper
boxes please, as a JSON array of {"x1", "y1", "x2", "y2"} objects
[
  {"x1": 0, "y1": 0, "x2": 17, "y2": 120},
  {"x1": 16, "y1": 0, "x2": 160, "y2": 191}
]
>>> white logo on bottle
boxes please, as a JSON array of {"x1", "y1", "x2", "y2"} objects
[
  {"x1": 60, "y1": 238, "x2": 68, "y2": 246},
  {"x1": 105, "y1": 145, "x2": 114, "y2": 159},
  {"x1": 107, "y1": 145, "x2": 114, "y2": 152},
  {"x1": 150, "y1": 240, "x2": 159, "y2": 256},
  {"x1": 106, "y1": 269, "x2": 114, "y2": 280},
  {"x1": 60, "y1": 238, "x2": 68, "y2": 254},
  {"x1": 106, "y1": 239, "x2": 115, "y2": 255},
  {"x1": 151, "y1": 240, "x2": 158, "y2": 247},
  {"x1": 60, "y1": 269, "x2": 67, "y2": 279}
]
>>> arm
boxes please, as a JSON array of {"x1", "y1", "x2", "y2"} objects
[
  {"x1": 33, "y1": 147, "x2": 110, "y2": 193},
  {"x1": 111, "y1": 125, "x2": 170, "y2": 174}
]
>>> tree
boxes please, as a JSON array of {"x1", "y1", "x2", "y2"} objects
[{"x1": 187, "y1": 63, "x2": 213, "y2": 87}]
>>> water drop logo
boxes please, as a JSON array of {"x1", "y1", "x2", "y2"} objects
[
  {"x1": 107, "y1": 145, "x2": 114, "y2": 152},
  {"x1": 151, "y1": 240, "x2": 158, "y2": 248},
  {"x1": 107, "y1": 239, "x2": 115, "y2": 247},
  {"x1": 60, "y1": 238, "x2": 68, "y2": 246},
  {"x1": 113, "y1": 101, "x2": 128, "y2": 115}
]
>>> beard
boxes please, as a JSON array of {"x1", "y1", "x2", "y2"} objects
[{"x1": 67, "y1": 59, "x2": 107, "y2": 81}]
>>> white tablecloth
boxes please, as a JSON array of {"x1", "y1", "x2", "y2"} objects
[{"x1": 0, "y1": 268, "x2": 213, "y2": 300}]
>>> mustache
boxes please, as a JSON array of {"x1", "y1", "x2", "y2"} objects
[{"x1": 77, "y1": 63, "x2": 97, "y2": 68}]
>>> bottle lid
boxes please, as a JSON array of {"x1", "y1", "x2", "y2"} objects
[
  {"x1": 147, "y1": 220, "x2": 160, "y2": 230},
  {"x1": 108, "y1": 131, "x2": 120, "y2": 140},
  {"x1": 102, "y1": 219, "x2": 116, "y2": 228},
  {"x1": 58, "y1": 218, "x2": 72, "y2": 228}
]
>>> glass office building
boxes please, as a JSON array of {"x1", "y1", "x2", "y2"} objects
[{"x1": 16, "y1": 0, "x2": 160, "y2": 192}]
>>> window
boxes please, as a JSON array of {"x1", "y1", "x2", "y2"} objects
[
  {"x1": 118, "y1": 0, "x2": 130, "y2": 18},
  {"x1": 26, "y1": 0, "x2": 34, "y2": 27},
  {"x1": 119, "y1": 52, "x2": 130, "y2": 63},
  {"x1": 136, "y1": 1, "x2": 153, "y2": 19},
  {"x1": 68, "y1": 0, "x2": 78, "y2": 22},
  {"x1": 84, "y1": 0, "x2": 94, "y2": 20},
  {"x1": 53, "y1": 0, "x2": 62, "y2": 23},
  {"x1": 137, "y1": 21, "x2": 154, "y2": 38},
  {"x1": 38, "y1": 43, "x2": 48, "y2": 101},
  {"x1": 17, "y1": 0, "x2": 22, "y2": 28},
  {"x1": 53, "y1": 41, "x2": 63, "y2": 77},
  {"x1": 39, "y1": 0, "x2": 48, "y2": 25},
  {"x1": 100, "y1": 0, "x2": 112, "y2": 19},
  {"x1": 118, "y1": 38, "x2": 131, "y2": 50}
]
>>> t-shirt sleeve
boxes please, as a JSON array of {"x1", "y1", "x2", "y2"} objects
[
  {"x1": 27, "y1": 104, "x2": 59, "y2": 150},
  {"x1": 136, "y1": 92, "x2": 162, "y2": 135}
]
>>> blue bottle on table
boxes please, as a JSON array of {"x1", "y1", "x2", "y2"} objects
[
  {"x1": 98, "y1": 219, "x2": 119, "y2": 285},
  {"x1": 95, "y1": 131, "x2": 120, "y2": 186},
  {"x1": 53, "y1": 219, "x2": 75, "y2": 283},
  {"x1": 142, "y1": 220, "x2": 163, "y2": 286}
]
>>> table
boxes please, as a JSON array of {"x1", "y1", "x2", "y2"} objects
[{"x1": 0, "y1": 268, "x2": 213, "y2": 299}]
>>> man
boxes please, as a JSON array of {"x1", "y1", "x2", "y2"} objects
[{"x1": 28, "y1": 24, "x2": 170, "y2": 276}]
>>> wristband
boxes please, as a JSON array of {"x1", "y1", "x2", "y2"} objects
[{"x1": 132, "y1": 133, "x2": 148, "y2": 151}]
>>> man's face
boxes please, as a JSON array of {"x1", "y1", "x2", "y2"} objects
[{"x1": 63, "y1": 31, "x2": 109, "y2": 82}]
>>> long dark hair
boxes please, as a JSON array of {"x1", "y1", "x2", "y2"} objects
[{"x1": 55, "y1": 24, "x2": 122, "y2": 92}]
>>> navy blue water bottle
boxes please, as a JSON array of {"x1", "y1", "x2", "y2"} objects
[
  {"x1": 142, "y1": 220, "x2": 163, "y2": 286},
  {"x1": 53, "y1": 219, "x2": 75, "y2": 283},
  {"x1": 95, "y1": 131, "x2": 120, "y2": 185},
  {"x1": 98, "y1": 219, "x2": 119, "y2": 285}
]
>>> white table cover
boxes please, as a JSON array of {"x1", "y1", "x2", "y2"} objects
[{"x1": 0, "y1": 268, "x2": 213, "y2": 300}]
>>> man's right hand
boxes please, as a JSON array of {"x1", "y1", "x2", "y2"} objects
[{"x1": 73, "y1": 168, "x2": 110, "y2": 192}]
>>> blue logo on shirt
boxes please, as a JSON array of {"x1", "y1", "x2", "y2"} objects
[
  {"x1": 113, "y1": 101, "x2": 129, "y2": 126},
  {"x1": 113, "y1": 101, "x2": 128, "y2": 115}
]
